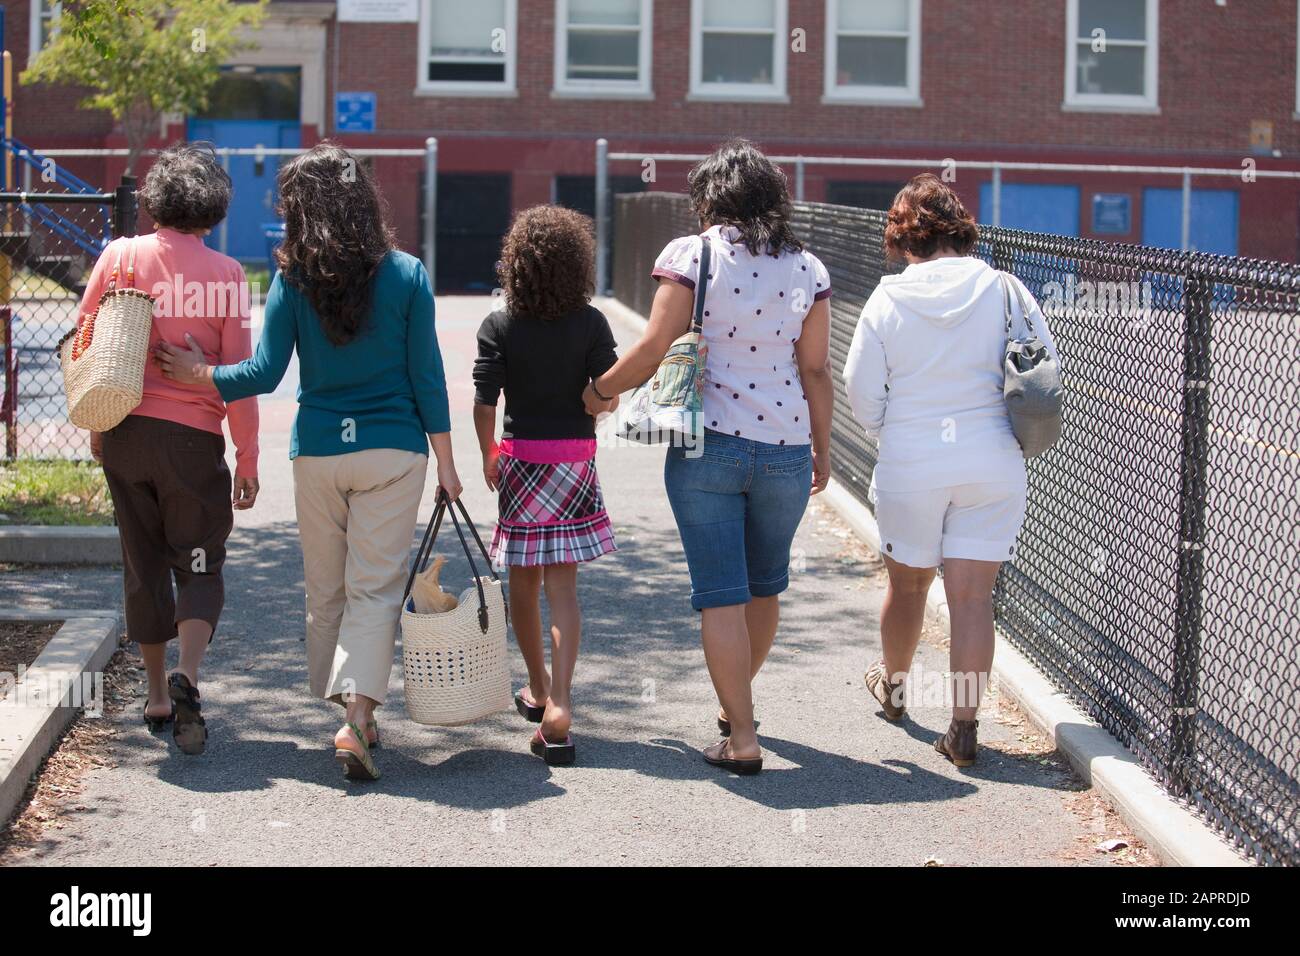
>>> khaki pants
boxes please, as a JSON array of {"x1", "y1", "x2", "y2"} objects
[{"x1": 293, "y1": 448, "x2": 428, "y2": 707}]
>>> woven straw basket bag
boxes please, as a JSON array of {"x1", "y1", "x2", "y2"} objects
[
  {"x1": 58, "y1": 239, "x2": 154, "y2": 432},
  {"x1": 400, "y1": 492, "x2": 512, "y2": 726}
]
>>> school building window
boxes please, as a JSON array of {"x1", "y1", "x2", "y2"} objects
[
  {"x1": 30, "y1": 0, "x2": 63, "y2": 60},
  {"x1": 418, "y1": 0, "x2": 517, "y2": 94},
  {"x1": 823, "y1": 0, "x2": 921, "y2": 105},
  {"x1": 689, "y1": 0, "x2": 787, "y2": 100},
  {"x1": 554, "y1": 0, "x2": 653, "y2": 97},
  {"x1": 1065, "y1": 0, "x2": 1158, "y2": 111}
]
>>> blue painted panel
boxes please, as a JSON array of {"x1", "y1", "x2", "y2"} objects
[
  {"x1": 978, "y1": 183, "x2": 1081, "y2": 236},
  {"x1": 187, "y1": 118, "x2": 302, "y2": 262},
  {"x1": 1141, "y1": 187, "x2": 1239, "y2": 255}
]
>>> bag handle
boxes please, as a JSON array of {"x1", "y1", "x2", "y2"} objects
[
  {"x1": 688, "y1": 236, "x2": 712, "y2": 335},
  {"x1": 403, "y1": 490, "x2": 499, "y2": 634},
  {"x1": 999, "y1": 271, "x2": 1033, "y2": 340},
  {"x1": 104, "y1": 238, "x2": 136, "y2": 293}
]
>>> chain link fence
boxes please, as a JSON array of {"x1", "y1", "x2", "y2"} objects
[
  {"x1": 1, "y1": 180, "x2": 136, "y2": 460},
  {"x1": 612, "y1": 191, "x2": 1299, "y2": 866}
]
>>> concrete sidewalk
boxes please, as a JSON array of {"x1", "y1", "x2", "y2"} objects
[{"x1": 0, "y1": 297, "x2": 1137, "y2": 866}]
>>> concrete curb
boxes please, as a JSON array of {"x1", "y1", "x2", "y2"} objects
[
  {"x1": 0, "y1": 526, "x2": 121, "y2": 565},
  {"x1": 0, "y1": 609, "x2": 121, "y2": 828},
  {"x1": 821, "y1": 478, "x2": 1249, "y2": 867}
]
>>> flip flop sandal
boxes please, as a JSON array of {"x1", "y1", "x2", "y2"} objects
[
  {"x1": 167, "y1": 673, "x2": 208, "y2": 756},
  {"x1": 515, "y1": 690, "x2": 545, "y2": 723},
  {"x1": 717, "y1": 715, "x2": 760, "y2": 737},
  {"x1": 703, "y1": 739, "x2": 763, "y2": 776},
  {"x1": 335, "y1": 722, "x2": 381, "y2": 781},
  {"x1": 143, "y1": 703, "x2": 175, "y2": 731},
  {"x1": 530, "y1": 728, "x2": 575, "y2": 766}
]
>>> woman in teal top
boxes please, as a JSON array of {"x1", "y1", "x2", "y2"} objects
[{"x1": 160, "y1": 143, "x2": 461, "y2": 782}]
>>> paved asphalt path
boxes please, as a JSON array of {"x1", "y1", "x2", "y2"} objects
[{"x1": 0, "y1": 296, "x2": 1121, "y2": 866}]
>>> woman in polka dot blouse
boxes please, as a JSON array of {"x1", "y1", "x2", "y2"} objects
[{"x1": 583, "y1": 139, "x2": 834, "y2": 775}]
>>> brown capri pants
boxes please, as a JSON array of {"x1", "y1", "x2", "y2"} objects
[{"x1": 101, "y1": 415, "x2": 234, "y2": 646}]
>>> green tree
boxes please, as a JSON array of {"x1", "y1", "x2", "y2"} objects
[{"x1": 22, "y1": 0, "x2": 268, "y2": 172}]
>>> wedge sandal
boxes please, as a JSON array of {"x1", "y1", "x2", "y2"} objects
[{"x1": 335, "y1": 722, "x2": 381, "y2": 781}]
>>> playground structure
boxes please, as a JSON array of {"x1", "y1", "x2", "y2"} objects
[{"x1": 0, "y1": 8, "x2": 138, "y2": 461}]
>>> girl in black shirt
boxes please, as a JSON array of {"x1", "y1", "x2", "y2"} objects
[{"x1": 472, "y1": 205, "x2": 618, "y2": 766}]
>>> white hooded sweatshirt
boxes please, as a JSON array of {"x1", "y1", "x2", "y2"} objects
[{"x1": 842, "y1": 256, "x2": 1058, "y2": 492}]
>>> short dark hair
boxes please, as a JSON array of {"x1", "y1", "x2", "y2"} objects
[
  {"x1": 884, "y1": 173, "x2": 979, "y2": 261},
  {"x1": 497, "y1": 205, "x2": 594, "y2": 319},
  {"x1": 687, "y1": 138, "x2": 803, "y2": 257},
  {"x1": 138, "y1": 142, "x2": 232, "y2": 231}
]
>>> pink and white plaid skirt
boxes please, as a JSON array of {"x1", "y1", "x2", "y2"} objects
[{"x1": 489, "y1": 438, "x2": 617, "y2": 569}]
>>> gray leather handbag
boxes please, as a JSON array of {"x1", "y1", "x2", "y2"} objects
[{"x1": 999, "y1": 273, "x2": 1063, "y2": 458}]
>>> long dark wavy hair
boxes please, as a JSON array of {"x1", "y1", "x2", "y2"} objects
[
  {"x1": 274, "y1": 142, "x2": 396, "y2": 345},
  {"x1": 687, "y1": 138, "x2": 803, "y2": 257}
]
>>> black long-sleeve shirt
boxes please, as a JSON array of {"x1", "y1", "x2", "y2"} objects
[{"x1": 473, "y1": 305, "x2": 618, "y2": 440}]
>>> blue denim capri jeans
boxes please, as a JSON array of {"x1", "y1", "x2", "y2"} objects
[{"x1": 664, "y1": 430, "x2": 813, "y2": 610}]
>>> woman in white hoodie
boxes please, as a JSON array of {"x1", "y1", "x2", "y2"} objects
[{"x1": 842, "y1": 174, "x2": 1057, "y2": 767}]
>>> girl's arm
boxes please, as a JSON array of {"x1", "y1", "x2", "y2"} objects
[
  {"x1": 583, "y1": 279, "x2": 693, "y2": 414},
  {"x1": 795, "y1": 298, "x2": 834, "y2": 495},
  {"x1": 473, "y1": 404, "x2": 500, "y2": 491}
]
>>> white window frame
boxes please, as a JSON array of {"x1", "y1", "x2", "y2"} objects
[
  {"x1": 29, "y1": 0, "x2": 62, "y2": 62},
  {"x1": 822, "y1": 0, "x2": 921, "y2": 106},
  {"x1": 553, "y1": 0, "x2": 653, "y2": 98},
  {"x1": 416, "y1": 0, "x2": 517, "y2": 97},
  {"x1": 1064, "y1": 0, "x2": 1159, "y2": 112},
  {"x1": 688, "y1": 0, "x2": 788, "y2": 102}
]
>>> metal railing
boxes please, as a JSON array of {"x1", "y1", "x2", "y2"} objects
[
  {"x1": 593, "y1": 139, "x2": 1300, "y2": 294},
  {"x1": 21, "y1": 142, "x2": 440, "y2": 282},
  {"x1": 612, "y1": 191, "x2": 1300, "y2": 866},
  {"x1": 1, "y1": 179, "x2": 138, "y2": 459}
]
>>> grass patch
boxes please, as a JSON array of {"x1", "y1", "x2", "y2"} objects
[{"x1": 0, "y1": 460, "x2": 114, "y2": 526}]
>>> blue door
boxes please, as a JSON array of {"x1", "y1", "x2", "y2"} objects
[
  {"x1": 187, "y1": 119, "x2": 300, "y2": 262},
  {"x1": 1141, "y1": 187, "x2": 1239, "y2": 255},
  {"x1": 187, "y1": 66, "x2": 302, "y2": 263},
  {"x1": 978, "y1": 183, "x2": 1081, "y2": 236}
]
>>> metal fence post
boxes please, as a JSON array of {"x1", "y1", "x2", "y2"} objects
[
  {"x1": 795, "y1": 156, "x2": 805, "y2": 201},
  {"x1": 112, "y1": 174, "x2": 137, "y2": 238},
  {"x1": 1180, "y1": 168, "x2": 1193, "y2": 251},
  {"x1": 1169, "y1": 264, "x2": 1213, "y2": 796},
  {"x1": 595, "y1": 138, "x2": 609, "y2": 296},
  {"x1": 423, "y1": 137, "x2": 437, "y2": 287},
  {"x1": 219, "y1": 151, "x2": 231, "y2": 256},
  {"x1": 991, "y1": 163, "x2": 1002, "y2": 227}
]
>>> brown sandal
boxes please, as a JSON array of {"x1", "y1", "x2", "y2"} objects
[
  {"x1": 864, "y1": 661, "x2": 907, "y2": 721},
  {"x1": 935, "y1": 718, "x2": 979, "y2": 767}
]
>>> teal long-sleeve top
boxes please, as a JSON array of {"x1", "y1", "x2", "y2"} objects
[{"x1": 213, "y1": 251, "x2": 450, "y2": 459}]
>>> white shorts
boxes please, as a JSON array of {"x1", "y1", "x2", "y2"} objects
[{"x1": 871, "y1": 479, "x2": 1028, "y2": 568}]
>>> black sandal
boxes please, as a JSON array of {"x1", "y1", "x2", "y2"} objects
[
  {"x1": 143, "y1": 703, "x2": 175, "y2": 731},
  {"x1": 168, "y1": 673, "x2": 208, "y2": 756},
  {"x1": 530, "y1": 728, "x2": 575, "y2": 766},
  {"x1": 515, "y1": 690, "x2": 545, "y2": 724},
  {"x1": 703, "y1": 739, "x2": 763, "y2": 776}
]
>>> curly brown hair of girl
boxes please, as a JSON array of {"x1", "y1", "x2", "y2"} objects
[
  {"x1": 274, "y1": 142, "x2": 396, "y2": 345},
  {"x1": 884, "y1": 173, "x2": 979, "y2": 261},
  {"x1": 497, "y1": 205, "x2": 595, "y2": 320}
]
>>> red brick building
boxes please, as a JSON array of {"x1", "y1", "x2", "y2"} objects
[{"x1": 11, "y1": 0, "x2": 1300, "y2": 287}]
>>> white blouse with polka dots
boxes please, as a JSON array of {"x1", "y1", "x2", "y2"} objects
[{"x1": 652, "y1": 224, "x2": 832, "y2": 447}]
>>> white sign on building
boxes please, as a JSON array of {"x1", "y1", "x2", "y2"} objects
[{"x1": 337, "y1": 0, "x2": 420, "y2": 22}]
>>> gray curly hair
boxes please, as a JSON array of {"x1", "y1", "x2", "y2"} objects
[{"x1": 138, "y1": 142, "x2": 233, "y2": 232}]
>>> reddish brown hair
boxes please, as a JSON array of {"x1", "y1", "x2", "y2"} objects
[
  {"x1": 884, "y1": 173, "x2": 979, "y2": 261},
  {"x1": 497, "y1": 205, "x2": 595, "y2": 319}
]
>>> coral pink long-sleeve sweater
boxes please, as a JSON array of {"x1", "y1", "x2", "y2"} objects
[{"x1": 76, "y1": 228, "x2": 259, "y2": 477}]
